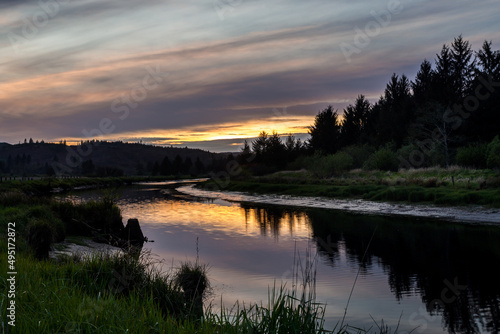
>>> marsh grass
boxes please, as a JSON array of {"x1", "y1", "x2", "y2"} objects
[
  {"x1": 207, "y1": 243, "x2": 330, "y2": 334},
  {"x1": 205, "y1": 166, "x2": 500, "y2": 207},
  {"x1": 0, "y1": 244, "x2": 334, "y2": 334}
]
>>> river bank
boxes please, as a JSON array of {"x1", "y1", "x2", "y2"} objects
[
  {"x1": 0, "y1": 179, "x2": 339, "y2": 333},
  {"x1": 200, "y1": 167, "x2": 500, "y2": 209}
]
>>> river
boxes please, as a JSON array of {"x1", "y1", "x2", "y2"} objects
[{"x1": 64, "y1": 180, "x2": 500, "y2": 333}]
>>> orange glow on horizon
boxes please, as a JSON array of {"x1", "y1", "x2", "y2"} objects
[{"x1": 53, "y1": 116, "x2": 313, "y2": 148}]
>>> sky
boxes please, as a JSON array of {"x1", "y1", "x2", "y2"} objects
[{"x1": 1, "y1": 0, "x2": 499, "y2": 152}]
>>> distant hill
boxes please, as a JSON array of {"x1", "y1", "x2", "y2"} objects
[{"x1": 0, "y1": 141, "x2": 231, "y2": 176}]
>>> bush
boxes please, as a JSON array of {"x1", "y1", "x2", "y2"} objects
[
  {"x1": 456, "y1": 144, "x2": 488, "y2": 168},
  {"x1": 26, "y1": 219, "x2": 55, "y2": 260},
  {"x1": 341, "y1": 145, "x2": 375, "y2": 168},
  {"x1": 363, "y1": 148, "x2": 398, "y2": 171},
  {"x1": 487, "y1": 136, "x2": 500, "y2": 169},
  {"x1": 175, "y1": 261, "x2": 210, "y2": 319},
  {"x1": 330, "y1": 151, "x2": 354, "y2": 175},
  {"x1": 52, "y1": 197, "x2": 123, "y2": 236},
  {"x1": 397, "y1": 143, "x2": 424, "y2": 169},
  {"x1": 307, "y1": 152, "x2": 354, "y2": 177}
]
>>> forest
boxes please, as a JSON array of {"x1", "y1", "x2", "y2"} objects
[{"x1": 239, "y1": 36, "x2": 500, "y2": 176}]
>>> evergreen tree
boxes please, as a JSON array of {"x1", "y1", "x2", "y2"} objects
[
  {"x1": 183, "y1": 156, "x2": 193, "y2": 175},
  {"x1": 264, "y1": 132, "x2": 287, "y2": 167},
  {"x1": 160, "y1": 156, "x2": 172, "y2": 175},
  {"x1": 172, "y1": 155, "x2": 183, "y2": 175},
  {"x1": 476, "y1": 40, "x2": 500, "y2": 78},
  {"x1": 375, "y1": 74, "x2": 414, "y2": 147},
  {"x1": 152, "y1": 161, "x2": 160, "y2": 176},
  {"x1": 252, "y1": 131, "x2": 268, "y2": 159},
  {"x1": 308, "y1": 105, "x2": 340, "y2": 154},
  {"x1": 81, "y1": 159, "x2": 95, "y2": 176},
  {"x1": 238, "y1": 140, "x2": 253, "y2": 165},
  {"x1": 194, "y1": 157, "x2": 205, "y2": 175},
  {"x1": 450, "y1": 35, "x2": 475, "y2": 98},
  {"x1": 341, "y1": 95, "x2": 371, "y2": 147},
  {"x1": 136, "y1": 161, "x2": 144, "y2": 176},
  {"x1": 464, "y1": 40, "x2": 500, "y2": 141},
  {"x1": 412, "y1": 59, "x2": 435, "y2": 107}
]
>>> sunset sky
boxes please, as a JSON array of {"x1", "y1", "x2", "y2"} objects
[{"x1": 1, "y1": 0, "x2": 499, "y2": 152}]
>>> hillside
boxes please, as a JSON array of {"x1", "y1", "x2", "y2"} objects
[{"x1": 0, "y1": 141, "x2": 229, "y2": 176}]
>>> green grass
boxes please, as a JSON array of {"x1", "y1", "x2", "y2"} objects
[
  {"x1": 0, "y1": 175, "x2": 196, "y2": 195},
  {"x1": 0, "y1": 244, "x2": 348, "y2": 333},
  {"x1": 0, "y1": 176, "x2": 402, "y2": 333},
  {"x1": 201, "y1": 167, "x2": 500, "y2": 208}
]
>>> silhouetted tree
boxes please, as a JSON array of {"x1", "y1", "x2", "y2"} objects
[
  {"x1": 464, "y1": 40, "x2": 500, "y2": 142},
  {"x1": 152, "y1": 161, "x2": 160, "y2": 176},
  {"x1": 238, "y1": 140, "x2": 253, "y2": 165},
  {"x1": 375, "y1": 74, "x2": 414, "y2": 147},
  {"x1": 308, "y1": 106, "x2": 340, "y2": 154},
  {"x1": 160, "y1": 156, "x2": 172, "y2": 175},
  {"x1": 194, "y1": 157, "x2": 205, "y2": 175},
  {"x1": 412, "y1": 59, "x2": 435, "y2": 107},
  {"x1": 252, "y1": 131, "x2": 268, "y2": 159},
  {"x1": 450, "y1": 35, "x2": 475, "y2": 98},
  {"x1": 183, "y1": 156, "x2": 193, "y2": 175},
  {"x1": 172, "y1": 155, "x2": 183, "y2": 175},
  {"x1": 81, "y1": 159, "x2": 95, "y2": 176},
  {"x1": 136, "y1": 161, "x2": 144, "y2": 175},
  {"x1": 341, "y1": 95, "x2": 371, "y2": 147},
  {"x1": 264, "y1": 132, "x2": 287, "y2": 168}
]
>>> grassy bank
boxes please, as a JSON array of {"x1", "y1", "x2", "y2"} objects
[
  {"x1": 0, "y1": 247, "x2": 338, "y2": 333},
  {"x1": 0, "y1": 189, "x2": 352, "y2": 333},
  {"x1": 0, "y1": 175, "x2": 197, "y2": 195},
  {"x1": 202, "y1": 167, "x2": 500, "y2": 208}
]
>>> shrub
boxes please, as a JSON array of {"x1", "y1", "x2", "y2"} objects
[
  {"x1": 341, "y1": 145, "x2": 375, "y2": 168},
  {"x1": 456, "y1": 143, "x2": 488, "y2": 168},
  {"x1": 307, "y1": 152, "x2": 354, "y2": 177},
  {"x1": 52, "y1": 197, "x2": 123, "y2": 236},
  {"x1": 175, "y1": 261, "x2": 210, "y2": 319},
  {"x1": 175, "y1": 261, "x2": 210, "y2": 300},
  {"x1": 330, "y1": 152, "x2": 354, "y2": 175},
  {"x1": 397, "y1": 143, "x2": 426, "y2": 169},
  {"x1": 307, "y1": 153, "x2": 330, "y2": 178},
  {"x1": 26, "y1": 219, "x2": 55, "y2": 260},
  {"x1": 487, "y1": 136, "x2": 500, "y2": 169},
  {"x1": 363, "y1": 148, "x2": 398, "y2": 171}
]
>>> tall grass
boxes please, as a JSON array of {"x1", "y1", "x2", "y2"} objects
[
  {"x1": 206, "y1": 243, "x2": 329, "y2": 334},
  {"x1": 206, "y1": 166, "x2": 500, "y2": 207},
  {"x1": 0, "y1": 245, "x2": 335, "y2": 334}
]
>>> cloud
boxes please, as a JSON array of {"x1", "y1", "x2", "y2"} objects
[{"x1": 1, "y1": 0, "x2": 500, "y2": 150}]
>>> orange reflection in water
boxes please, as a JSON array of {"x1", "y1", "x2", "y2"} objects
[{"x1": 119, "y1": 198, "x2": 312, "y2": 240}]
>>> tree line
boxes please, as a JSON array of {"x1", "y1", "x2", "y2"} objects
[{"x1": 243, "y1": 36, "x2": 500, "y2": 174}]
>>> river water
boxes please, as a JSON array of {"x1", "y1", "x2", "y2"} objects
[{"x1": 65, "y1": 180, "x2": 500, "y2": 333}]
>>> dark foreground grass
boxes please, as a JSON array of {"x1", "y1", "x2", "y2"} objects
[
  {"x1": 0, "y1": 245, "x2": 348, "y2": 334},
  {"x1": 0, "y1": 179, "x2": 402, "y2": 333},
  {"x1": 0, "y1": 191, "x2": 337, "y2": 333},
  {"x1": 202, "y1": 167, "x2": 500, "y2": 208}
]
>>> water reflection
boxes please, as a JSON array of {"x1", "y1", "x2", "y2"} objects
[
  {"x1": 242, "y1": 202, "x2": 500, "y2": 333},
  {"x1": 242, "y1": 206, "x2": 310, "y2": 238},
  {"x1": 62, "y1": 183, "x2": 500, "y2": 333}
]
